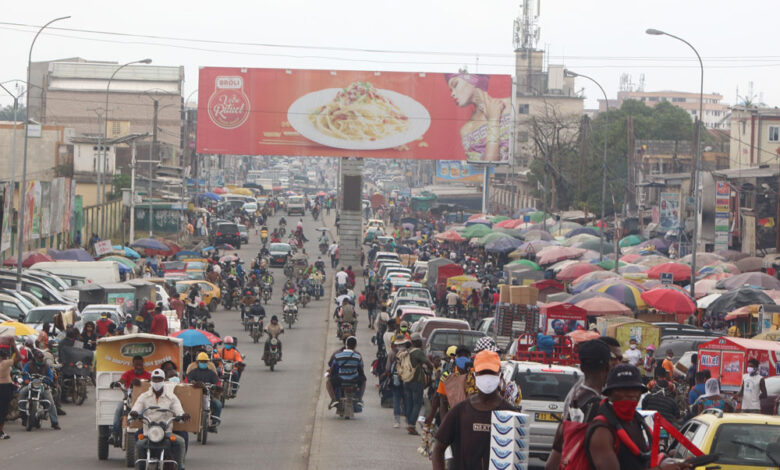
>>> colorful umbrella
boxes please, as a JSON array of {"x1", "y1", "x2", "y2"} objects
[
  {"x1": 705, "y1": 287, "x2": 775, "y2": 315},
  {"x1": 645, "y1": 262, "x2": 692, "y2": 281},
  {"x1": 494, "y1": 219, "x2": 518, "y2": 228},
  {"x1": 595, "y1": 260, "x2": 626, "y2": 271},
  {"x1": 735, "y1": 256, "x2": 764, "y2": 273},
  {"x1": 476, "y1": 232, "x2": 513, "y2": 247},
  {"x1": 641, "y1": 287, "x2": 696, "y2": 315},
  {"x1": 618, "y1": 234, "x2": 646, "y2": 248},
  {"x1": 575, "y1": 297, "x2": 632, "y2": 316},
  {"x1": 636, "y1": 237, "x2": 670, "y2": 254},
  {"x1": 567, "y1": 330, "x2": 601, "y2": 343},
  {"x1": 635, "y1": 255, "x2": 670, "y2": 267},
  {"x1": 434, "y1": 230, "x2": 465, "y2": 243},
  {"x1": 509, "y1": 240, "x2": 554, "y2": 258},
  {"x1": 171, "y1": 328, "x2": 221, "y2": 347},
  {"x1": 485, "y1": 236, "x2": 524, "y2": 253},
  {"x1": 3, "y1": 251, "x2": 55, "y2": 268},
  {"x1": 714, "y1": 249, "x2": 750, "y2": 262},
  {"x1": 536, "y1": 246, "x2": 586, "y2": 266},
  {"x1": 678, "y1": 252, "x2": 725, "y2": 266},
  {"x1": 101, "y1": 255, "x2": 139, "y2": 271},
  {"x1": 620, "y1": 253, "x2": 643, "y2": 263},
  {"x1": 199, "y1": 192, "x2": 222, "y2": 201},
  {"x1": 565, "y1": 227, "x2": 600, "y2": 238},
  {"x1": 572, "y1": 238, "x2": 614, "y2": 254},
  {"x1": 512, "y1": 207, "x2": 537, "y2": 218},
  {"x1": 716, "y1": 272, "x2": 780, "y2": 290},
  {"x1": 130, "y1": 238, "x2": 169, "y2": 251},
  {"x1": 557, "y1": 262, "x2": 603, "y2": 281},
  {"x1": 489, "y1": 216, "x2": 509, "y2": 223},
  {"x1": 528, "y1": 211, "x2": 549, "y2": 223},
  {"x1": 112, "y1": 245, "x2": 141, "y2": 259},
  {"x1": 507, "y1": 259, "x2": 541, "y2": 270},
  {"x1": 212, "y1": 187, "x2": 227, "y2": 194},
  {"x1": 524, "y1": 230, "x2": 553, "y2": 242},
  {"x1": 688, "y1": 279, "x2": 720, "y2": 299},
  {"x1": 465, "y1": 219, "x2": 492, "y2": 227},
  {"x1": 565, "y1": 233, "x2": 600, "y2": 246},
  {"x1": 619, "y1": 264, "x2": 646, "y2": 274},
  {"x1": 0, "y1": 321, "x2": 37, "y2": 337},
  {"x1": 568, "y1": 291, "x2": 615, "y2": 304},
  {"x1": 461, "y1": 224, "x2": 492, "y2": 239},
  {"x1": 596, "y1": 282, "x2": 647, "y2": 311},
  {"x1": 492, "y1": 227, "x2": 525, "y2": 239},
  {"x1": 47, "y1": 248, "x2": 94, "y2": 262},
  {"x1": 571, "y1": 270, "x2": 621, "y2": 287}
]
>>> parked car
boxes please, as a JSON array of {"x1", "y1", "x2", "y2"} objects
[
  {"x1": 654, "y1": 322, "x2": 711, "y2": 338},
  {"x1": 476, "y1": 317, "x2": 495, "y2": 337},
  {"x1": 0, "y1": 292, "x2": 30, "y2": 321},
  {"x1": 425, "y1": 329, "x2": 486, "y2": 358},
  {"x1": 24, "y1": 305, "x2": 79, "y2": 330},
  {"x1": 500, "y1": 360, "x2": 582, "y2": 461},
  {"x1": 175, "y1": 280, "x2": 222, "y2": 311},
  {"x1": 397, "y1": 307, "x2": 435, "y2": 326}
]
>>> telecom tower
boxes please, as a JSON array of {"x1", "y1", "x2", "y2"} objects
[{"x1": 513, "y1": 1, "x2": 542, "y2": 95}]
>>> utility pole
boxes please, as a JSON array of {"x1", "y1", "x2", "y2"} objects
[
  {"x1": 626, "y1": 115, "x2": 635, "y2": 214},
  {"x1": 149, "y1": 99, "x2": 158, "y2": 237},
  {"x1": 130, "y1": 139, "x2": 137, "y2": 244}
]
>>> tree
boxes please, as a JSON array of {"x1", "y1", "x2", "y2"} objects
[
  {"x1": 0, "y1": 104, "x2": 26, "y2": 122},
  {"x1": 110, "y1": 174, "x2": 131, "y2": 200}
]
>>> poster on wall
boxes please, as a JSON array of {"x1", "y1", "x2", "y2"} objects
[
  {"x1": 435, "y1": 160, "x2": 494, "y2": 183},
  {"x1": 720, "y1": 351, "x2": 744, "y2": 389},
  {"x1": 23, "y1": 181, "x2": 41, "y2": 242},
  {"x1": 714, "y1": 181, "x2": 730, "y2": 251},
  {"x1": 659, "y1": 192, "x2": 680, "y2": 229},
  {"x1": 699, "y1": 350, "x2": 721, "y2": 379},
  {"x1": 0, "y1": 184, "x2": 10, "y2": 252},
  {"x1": 197, "y1": 68, "x2": 512, "y2": 163},
  {"x1": 40, "y1": 181, "x2": 50, "y2": 238}
]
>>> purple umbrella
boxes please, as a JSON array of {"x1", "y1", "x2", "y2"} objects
[
  {"x1": 567, "y1": 291, "x2": 615, "y2": 304},
  {"x1": 465, "y1": 219, "x2": 492, "y2": 227},
  {"x1": 47, "y1": 248, "x2": 94, "y2": 262},
  {"x1": 716, "y1": 272, "x2": 780, "y2": 290},
  {"x1": 571, "y1": 278, "x2": 607, "y2": 294},
  {"x1": 637, "y1": 237, "x2": 669, "y2": 254},
  {"x1": 524, "y1": 230, "x2": 553, "y2": 242},
  {"x1": 565, "y1": 227, "x2": 601, "y2": 238}
]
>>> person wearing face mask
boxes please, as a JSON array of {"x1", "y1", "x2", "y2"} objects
[
  {"x1": 130, "y1": 369, "x2": 189, "y2": 469},
  {"x1": 426, "y1": 346, "x2": 473, "y2": 429},
  {"x1": 393, "y1": 321, "x2": 411, "y2": 342},
  {"x1": 738, "y1": 358, "x2": 767, "y2": 413},
  {"x1": 642, "y1": 345, "x2": 656, "y2": 382},
  {"x1": 692, "y1": 377, "x2": 734, "y2": 416},
  {"x1": 640, "y1": 369, "x2": 681, "y2": 426},
  {"x1": 586, "y1": 364, "x2": 693, "y2": 470},
  {"x1": 660, "y1": 349, "x2": 675, "y2": 379},
  {"x1": 186, "y1": 352, "x2": 222, "y2": 429},
  {"x1": 20, "y1": 349, "x2": 60, "y2": 430},
  {"x1": 624, "y1": 338, "x2": 642, "y2": 367},
  {"x1": 432, "y1": 350, "x2": 517, "y2": 470}
]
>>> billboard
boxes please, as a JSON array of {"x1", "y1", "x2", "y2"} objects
[
  {"x1": 197, "y1": 68, "x2": 512, "y2": 163},
  {"x1": 435, "y1": 160, "x2": 494, "y2": 183},
  {"x1": 714, "y1": 181, "x2": 730, "y2": 251},
  {"x1": 659, "y1": 192, "x2": 680, "y2": 229}
]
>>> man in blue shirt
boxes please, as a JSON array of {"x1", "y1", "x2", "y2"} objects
[
  {"x1": 688, "y1": 370, "x2": 710, "y2": 405},
  {"x1": 20, "y1": 349, "x2": 60, "y2": 429},
  {"x1": 329, "y1": 336, "x2": 366, "y2": 410}
]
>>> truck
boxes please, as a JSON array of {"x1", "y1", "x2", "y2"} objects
[{"x1": 286, "y1": 195, "x2": 306, "y2": 216}]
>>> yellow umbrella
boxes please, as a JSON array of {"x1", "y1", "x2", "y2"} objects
[{"x1": 0, "y1": 321, "x2": 37, "y2": 337}]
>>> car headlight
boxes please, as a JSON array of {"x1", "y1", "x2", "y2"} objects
[{"x1": 147, "y1": 425, "x2": 165, "y2": 443}]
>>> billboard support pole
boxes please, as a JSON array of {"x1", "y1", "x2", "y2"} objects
[{"x1": 482, "y1": 165, "x2": 490, "y2": 214}]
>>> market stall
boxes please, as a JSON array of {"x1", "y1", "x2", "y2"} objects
[{"x1": 698, "y1": 336, "x2": 780, "y2": 391}]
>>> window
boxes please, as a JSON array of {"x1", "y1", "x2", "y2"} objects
[
  {"x1": 517, "y1": 104, "x2": 529, "y2": 114},
  {"x1": 672, "y1": 97, "x2": 686, "y2": 103},
  {"x1": 710, "y1": 423, "x2": 780, "y2": 467},
  {"x1": 769, "y1": 126, "x2": 780, "y2": 142},
  {"x1": 649, "y1": 97, "x2": 659, "y2": 102},
  {"x1": 512, "y1": 369, "x2": 581, "y2": 401}
]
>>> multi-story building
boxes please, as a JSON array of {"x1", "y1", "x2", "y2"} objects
[
  {"x1": 599, "y1": 90, "x2": 729, "y2": 130},
  {"x1": 729, "y1": 106, "x2": 780, "y2": 169}
]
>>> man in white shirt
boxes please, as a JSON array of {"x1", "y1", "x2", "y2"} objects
[
  {"x1": 130, "y1": 369, "x2": 189, "y2": 468},
  {"x1": 623, "y1": 338, "x2": 642, "y2": 367},
  {"x1": 335, "y1": 268, "x2": 350, "y2": 288},
  {"x1": 328, "y1": 242, "x2": 339, "y2": 268}
]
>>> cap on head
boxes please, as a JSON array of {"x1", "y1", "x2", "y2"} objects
[
  {"x1": 602, "y1": 364, "x2": 647, "y2": 395},
  {"x1": 474, "y1": 336, "x2": 498, "y2": 353},
  {"x1": 224, "y1": 336, "x2": 234, "y2": 344},
  {"x1": 151, "y1": 369, "x2": 166, "y2": 380},
  {"x1": 446, "y1": 345, "x2": 457, "y2": 357},
  {"x1": 196, "y1": 352, "x2": 210, "y2": 361},
  {"x1": 400, "y1": 321, "x2": 409, "y2": 328},
  {"x1": 646, "y1": 344, "x2": 655, "y2": 351},
  {"x1": 473, "y1": 350, "x2": 501, "y2": 374}
]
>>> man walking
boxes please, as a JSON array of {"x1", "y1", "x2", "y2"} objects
[{"x1": 401, "y1": 333, "x2": 431, "y2": 435}]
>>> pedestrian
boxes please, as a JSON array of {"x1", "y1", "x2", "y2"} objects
[
  {"x1": 624, "y1": 338, "x2": 641, "y2": 367},
  {"x1": 0, "y1": 340, "x2": 21, "y2": 439},
  {"x1": 739, "y1": 358, "x2": 767, "y2": 413},
  {"x1": 692, "y1": 378, "x2": 735, "y2": 415},
  {"x1": 661, "y1": 349, "x2": 675, "y2": 378},
  {"x1": 149, "y1": 306, "x2": 169, "y2": 336},
  {"x1": 432, "y1": 350, "x2": 517, "y2": 470},
  {"x1": 401, "y1": 333, "x2": 431, "y2": 435},
  {"x1": 687, "y1": 370, "x2": 709, "y2": 406},
  {"x1": 641, "y1": 344, "x2": 656, "y2": 382},
  {"x1": 328, "y1": 241, "x2": 338, "y2": 268}
]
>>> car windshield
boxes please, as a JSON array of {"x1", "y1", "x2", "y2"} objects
[
  {"x1": 175, "y1": 283, "x2": 190, "y2": 294},
  {"x1": 398, "y1": 289, "x2": 429, "y2": 299},
  {"x1": 711, "y1": 423, "x2": 780, "y2": 467},
  {"x1": 25, "y1": 309, "x2": 60, "y2": 323},
  {"x1": 270, "y1": 244, "x2": 291, "y2": 252},
  {"x1": 430, "y1": 332, "x2": 483, "y2": 353},
  {"x1": 512, "y1": 369, "x2": 580, "y2": 401}
]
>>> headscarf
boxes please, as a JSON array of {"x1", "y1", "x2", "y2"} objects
[
  {"x1": 703, "y1": 378, "x2": 721, "y2": 398},
  {"x1": 474, "y1": 336, "x2": 498, "y2": 353},
  {"x1": 444, "y1": 72, "x2": 489, "y2": 91}
]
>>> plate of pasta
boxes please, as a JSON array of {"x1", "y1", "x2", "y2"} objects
[{"x1": 287, "y1": 81, "x2": 431, "y2": 150}]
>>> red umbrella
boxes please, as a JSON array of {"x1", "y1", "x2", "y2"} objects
[
  {"x1": 620, "y1": 253, "x2": 642, "y2": 263},
  {"x1": 557, "y1": 262, "x2": 603, "y2": 281},
  {"x1": 575, "y1": 297, "x2": 632, "y2": 316},
  {"x1": 645, "y1": 262, "x2": 692, "y2": 281},
  {"x1": 3, "y1": 251, "x2": 55, "y2": 268},
  {"x1": 536, "y1": 247, "x2": 586, "y2": 266},
  {"x1": 434, "y1": 230, "x2": 465, "y2": 243},
  {"x1": 494, "y1": 219, "x2": 518, "y2": 228},
  {"x1": 641, "y1": 287, "x2": 696, "y2": 315},
  {"x1": 212, "y1": 187, "x2": 227, "y2": 194},
  {"x1": 163, "y1": 240, "x2": 181, "y2": 255}
]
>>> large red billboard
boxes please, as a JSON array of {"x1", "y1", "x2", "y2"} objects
[{"x1": 197, "y1": 67, "x2": 512, "y2": 162}]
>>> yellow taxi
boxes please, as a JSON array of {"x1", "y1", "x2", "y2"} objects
[
  {"x1": 669, "y1": 409, "x2": 780, "y2": 469},
  {"x1": 175, "y1": 280, "x2": 221, "y2": 311}
]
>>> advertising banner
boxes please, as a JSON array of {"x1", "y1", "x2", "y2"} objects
[
  {"x1": 23, "y1": 181, "x2": 40, "y2": 242},
  {"x1": 94, "y1": 239, "x2": 113, "y2": 257},
  {"x1": 699, "y1": 350, "x2": 721, "y2": 379},
  {"x1": 714, "y1": 181, "x2": 730, "y2": 251},
  {"x1": 96, "y1": 335, "x2": 182, "y2": 372},
  {"x1": 720, "y1": 351, "x2": 744, "y2": 388},
  {"x1": 40, "y1": 181, "x2": 50, "y2": 237},
  {"x1": 1, "y1": 184, "x2": 11, "y2": 253},
  {"x1": 659, "y1": 192, "x2": 680, "y2": 229},
  {"x1": 435, "y1": 160, "x2": 494, "y2": 183},
  {"x1": 197, "y1": 68, "x2": 512, "y2": 163}
]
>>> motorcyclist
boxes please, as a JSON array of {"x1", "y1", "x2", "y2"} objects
[
  {"x1": 260, "y1": 226, "x2": 269, "y2": 244},
  {"x1": 279, "y1": 216, "x2": 287, "y2": 227},
  {"x1": 271, "y1": 230, "x2": 281, "y2": 243},
  {"x1": 130, "y1": 369, "x2": 189, "y2": 469},
  {"x1": 20, "y1": 349, "x2": 60, "y2": 430},
  {"x1": 185, "y1": 352, "x2": 222, "y2": 432},
  {"x1": 264, "y1": 315, "x2": 284, "y2": 361},
  {"x1": 283, "y1": 288, "x2": 299, "y2": 307},
  {"x1": 314, "y1": 257, "x2": 326, "y2": 273},
  {"x1": 328, "y1": 336, "x2": 365, "y2": 410},
  {"x1": 216, "y1": 337, "x2": 243, "y2": 395},
  {"x1": 337, "y1": 297, "x2": 357, "y2": 330},
  {"x1": 195, "y1": 301, "x2": 211, "y2": 325}
]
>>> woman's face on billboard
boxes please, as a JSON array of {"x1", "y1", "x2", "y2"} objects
[{"x1": 448, "y1": 76, "x2": 476, "y2": 107}]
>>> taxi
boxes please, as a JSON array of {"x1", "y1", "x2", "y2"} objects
[
  {"x1": 669, "y1": 409, "x2": 780, "y2": 469},
  {"x1": 175, "y1": 280, "x2": 221, "y2": 311}
]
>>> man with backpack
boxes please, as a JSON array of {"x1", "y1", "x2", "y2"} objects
[
  {"x1": 640, "y1": 369, "x2": 681, "y2": 426},
  {"x1": 546, "y1": 339, "x2": 612, "y2": 470},
  {"x1": 586, "y1": 364, "x2": 693, "y2": 470},
  {"x1": 328, "y1": 336, "x2": 365, "y2": 411},
  {"x1": 397, "y1": 333, "x2": 431, "y2": 435}
]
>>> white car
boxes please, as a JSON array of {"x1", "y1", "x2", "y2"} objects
[
  {"x1": 500, "y1": 360, "x2": 582, "y2": 461},
  {"x1": 24, "y1": 305, "x2": 79, "y2": 330}
]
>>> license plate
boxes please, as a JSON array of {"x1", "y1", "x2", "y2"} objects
[{"x1": 534, "y1": 412, "x2": 561, "y2": 422}]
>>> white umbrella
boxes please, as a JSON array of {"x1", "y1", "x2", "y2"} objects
[{"x1": 697, "y1": 293, "x2": 722, "y2": 309}]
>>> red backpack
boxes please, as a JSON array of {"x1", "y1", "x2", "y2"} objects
[{"x1": 559, "y1": 395, "x2": 602, "y2": 470}]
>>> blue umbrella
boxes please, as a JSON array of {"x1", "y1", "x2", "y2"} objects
[
  {"x1": 130, "y1": 238, "x2": 168, "y2": 251},
  {"x1": 485, "y1": 236, "x2": 523, "y2": 253},
  {"x1": 200, "y1": 192, "x2": 222, "y2": 201},
  {"x1": 112, "y1": 245, "x2": 141, "y2": 259},
  {"x1": 116, "y1": 263, "x2": 132, "y2": 275},
  {"x1": 571, "y1": 278, "x2": 606, "y2": 294},
  {"x1": 48, "y1": 248, "x2": 94, "y2": 262},
  {"x1": 201, "y1": 246, "x2": 216, "y2": 253},
  {"x1": 172, "y1": 329, "x2": 214, "y2": 347},
  {"x1": 512, "y1": 207, "x2": 537, "y2": 218},
  {"x1": 565, "y1": 227, "x2": 600, "y2": 239}
]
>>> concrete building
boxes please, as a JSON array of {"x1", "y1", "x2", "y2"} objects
[
  {"x1": 0, "y1": 122, "x2": 71, "y2": 186},
  {"x1": 27, "y1": 58, "x2": 184, "y2": 167},
  {"x1": 729, "y1": 106, "x2": 780, "y2": 169},
  {"x1": 598, "y1": 90, "x2": 729, "y2": 130}
]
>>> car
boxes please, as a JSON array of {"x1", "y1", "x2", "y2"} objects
[
  {"x1": 398, "y1": 307, "x2": 435, "y2": 326},
  {"x1": 242, "y1": 202, "x2": 258, "y2": 214},
  {"x1": 82, "y1": 304, "x2": 125, "y2": 318},
  {"x1": 391, "y1": 298, "x2": 433, "y2": 319},
  {"x1": 366, "y1": 219, "x2": 385, "y2": 231},
  {"x1": 385, "y1": 278, "x2": 422, "y2": 295},
  {"x1": 175, "y1": 280, "x2": 222, "y2": 311},
  {"x1": 659, "y1": 335, "x2": 719, "y2": 366},
  {"x1": 238, "y1": 225, "x2": 249, "y2": 244},
  {"x1": 425, "y1": 329, "x2": 486, "y2": 358},
  {"x1": 412, "y1": 317, "x2": 470, "y2": 342},
  {"x1": 74, "y1": 308, "x2": 123, "y2": 333},
  {"x1": 286, "y1": 196, "x2": 306, "y2": 216},
  {"x1": 668, "y1": 409, "x2": 780, "y2": 469},
  {"x1": 500, "y1": 361, "x2": 582, "y2": 461},
  {"x1": 268, "y1": 243, "x2": 293, "y2": 267},
  {"x1": 24, "y1": 305, "x2": 79, "y2": 330},
  {"x1": 211, "y1": 222, "x2": 242, "y2": 249},
  {"x1": 476, "y1": 317, "x2": 495, "y2": 337},
  {"x1": 654, "y1": 322, "x2": 711, "y2": 338},
  {"x1": 392, "y1": 287, "x2": 433, "y2": 305},
  {"x1": 0, "y1": 292, "x2": 31, "y2": 321}
]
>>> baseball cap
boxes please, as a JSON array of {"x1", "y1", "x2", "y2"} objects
[
  {"x1": 473, "y1": 350, "x2": 501, "y2": 373},
  {"x1": 410, "y1": 332, "x2": 422, "y2": 342},
  {"x1": 446, "y1": 346, "x2": 457, "y2": 357},
  {"x1": 474, "y1": 336, "x2": 498, "y2": 353},
  {"x1": 196, "y1": 352, "x2": 210, "y2": 361},
  {"x1": 602, "y1": 364, "x2": 647, "y2": 394},
  {"x1": 400, "y1": 321, "x2": 409, "y2": 329},
  {"x1": 151, "y1": 369, "x2": 166, "y2": 380}
]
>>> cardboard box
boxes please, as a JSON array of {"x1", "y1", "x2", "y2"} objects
[
  {"x1": 131, "y1": 382, "x2": 203, "y2": 433},
  {"x1": 510, "y1": 286, "x2": 538, "y2": 305},
  {"x1": 499, "y1": 284, "x2": 511, "y2": 303}
]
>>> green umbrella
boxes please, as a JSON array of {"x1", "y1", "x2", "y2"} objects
[
  {"x1": 461, "y1": 224, "x2": 492, "y2": 239},
  {"x1": 572, "y1": 238, "x2": 614, "y2": 254},
  {"x1": 492, "y1": 227, "x2": 525, "y2": 239},
  {"x1": 619, "y1": 234, "x2": 646, "y2": 248},
  {"x1": 528, "y1": 211, "x2": 548, "y2": 223},
  {"x1": 596, "y1": 260, "x2": 626, "y2": 270},
  {"x1": 508, "y1": 259, "x2": 541, "y2": 270},
  {"x1": 489, "y1": 215, "x2": 510, "y2": 223},
  {"x1": 101, "y1": 255, "x2": 139, "y2": 271},
  {"x1": 475, "y1": 231, "x2": 513, "y2": 246}
]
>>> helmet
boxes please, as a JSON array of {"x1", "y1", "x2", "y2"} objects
[
  {"x1": 199, "y1": 301, "x2": 205, "y2": 307},
  {"x1": 224, "y1": 336, "x2": 234, "y2": 345},
  {"x1": 289, "y1": 289, "x2": 294, "y2": 294},
  {"x1": 271, "y1": 315, "x2": 278, "y2": 322},
  {"x1": 646, "y1": 344, "x2": 656, "y2": 351},
  {"x1": 196, "y1": 352, "x2": 210, "y2": 361}
]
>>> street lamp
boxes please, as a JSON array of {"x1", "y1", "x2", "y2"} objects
[
  {"x1": 0, "y1": 80, "x2": 25, "y2": 255},
  {"x1": 565, "y1": 69, "x2": 610, "y2": 264},
  {"x1": 646, "y1": 28, "x2": 704, "y2": 300},
  {"x1": 18, "y1": 16, "x2": 70, "y2": 291},
  {"x1": 98, "y1": 58, "x2": 152, "y2": 238}
]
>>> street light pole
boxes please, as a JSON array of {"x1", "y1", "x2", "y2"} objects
[
  {"x1": 99, "y1": 58, "x2": 152, "y2": 238},
  {"x1": 18, "y1": 16, "x2": 70, "y2": 290},
  {"x1": 565, "y1": 69, "x2": 610, "y2": 263},
  {"x1": 647, "y1": 28, "x2": 704, "y2": 300},
  {"x1": 0, "y1": 82, "x2": 24, "y2": 255}
]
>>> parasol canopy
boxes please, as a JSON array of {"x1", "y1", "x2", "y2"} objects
[
  {"x1": 434, "y1": 230, "x2": 465, "y2": 243},
  {"x1": 557, "y1": 262, "x2": 603, "y2": 281},
  {"x1": 716, "y1": 272, "x2": 780, "y2": 291},
  {"x1": 575, "y1": 297, "x2": 632, "y2": 316},
  {"x1": 641, "y1": 287, "x2": 696, "y2": 315},
  {"x1": 171, "y1": 328, "x2": 221, "y2": 347},
  {"x1": 3, "y1": 251, "x2": 55, "y2": 268},
  {"x1": 735, "y1": 256, "x2": 764, "y2": 273},
  {"x1": 646, "y1": 262, "x2": 692, "y2": 281},
  {"x1": 536, "y1": 246, "x2": 586, "y2": 266}
]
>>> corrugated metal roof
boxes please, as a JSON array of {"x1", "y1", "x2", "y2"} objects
[
  {"x1": 50, "y1": 62, "x2": 183, "y2": 82},
  {"x1": 712, "y1": 166, "x2": 780, "y2": 179}
]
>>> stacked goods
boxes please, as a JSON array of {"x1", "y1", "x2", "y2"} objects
[
  {"x1": 489, "y1": 410, "x2": 530, "y2": 470},
  {"x1": 510, "y1": 286, "x2": 538, "y2": 305},
  {"x1": 494, "y1": 304, "x2": 540, "y2": 353}
]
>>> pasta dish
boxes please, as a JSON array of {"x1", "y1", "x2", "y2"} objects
[{"x1": 309, "y1": 81, "x2": 409, "y2": 141}]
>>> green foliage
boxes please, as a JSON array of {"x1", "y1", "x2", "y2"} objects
[
  {"x1": 109, "y1": 174, "x2": 131, "y2": 200},
  {"x1": 0, "y1": 104, "x2": 26, "y2": 122}
]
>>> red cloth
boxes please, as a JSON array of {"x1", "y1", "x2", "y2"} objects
[
  {"x1": 170, "y1": 298, "x2": 185, "y2": 320},
  {"x1": 96, "y1": 318, "x2": 113, "y2": 337},
  {"x1": 149, "y1": 313, "x2": 169, "y2": 336},
  {"x1": 492, "y1": 292, "x2": 499, "y2": 305},
  {"x1": 120, "y1": 369, "x2": 151, "y2": 389}
]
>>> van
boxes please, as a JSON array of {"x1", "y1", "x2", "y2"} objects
[
  {"x1": 425, "y1": 329, "x2": 486, "y2": 358},
  {"x1": 32, "y1": 261, "x2": 121, "y2": 284},
  {"x1": 412, "y1": 317, "x2": 470, "y2": 341},
  {"x1": 0, "y1": 275, "x2": 75, "y2": 305}
]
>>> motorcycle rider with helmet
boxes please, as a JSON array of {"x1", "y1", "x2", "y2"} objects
[
  {"x1": 328, "y1": 336, "x2": 365, "y2": 410},
  {"x1": 216, "y1": 337, "x2": 244, "y2": 393},
  {"x1": 19, "y1": 349, "x2": 60, "y2": 430},
  {"x1": 185, "y1": 352, "x2": 222, "y2": 430},
  {"x1": 264, "y1": 315, "x2": 284, "y2": 361}
]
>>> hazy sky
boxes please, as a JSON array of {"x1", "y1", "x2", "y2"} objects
[{"x1": 0, "y1": 0, "x2": 776, "y2": 109}]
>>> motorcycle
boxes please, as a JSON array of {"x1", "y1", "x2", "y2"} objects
[
  {"x1": 132, "y1": 407, "x2": 184, "y2": 469},
  {"x1": 261, "y1": 284, "x2": 272, "y2": 304},
  {"x1": 248, "y1": 315, "x2": 264, "y2": 344},
  {"x1": 108, "y1": 381, "x2": 138, "y2": 466},
  {"x1": 6, "y1": 371, "x2": 23, "y2": 423},
  {"x1": 312, "y1": 279, "x2": 323, "y2": 300},
  {"x1": 18, "y1": 374, "x2": 52, "y2": 431},
  {"x1": 278, "y1": 226, "x2": 286, "y2": 237},
  {"x1": 335, "y1": 382, "x2": 361, "y2": 419},
  {"x1": 220, "y1": 361, "x2": 240, "y2": 401},
  {"x1": 337, "y1": 321, "x2": 355, "y2": 341},
  {"x1": 447, "y1": 304, "x2": 458, "y2": 318},
  {"x1": 197, "y1": 383, "x2": 222, "y2": 445},
  {"x1": 319, "y1": 242, "x2": 328, "y2": 255},
  {"x1": 283, "y1": 263, "x2": 294, "y2": 279},
  {"x1": 283, "y1": 302, "x2": 298, "y2": 329},
  {"x1": 59, "y1": 346, "x2": 93, "y2": 406},
  {"x1": 299, "y1": 288, "x2": 311, "y2": 308},
  {"x1": 264, "y1": 338, "x2": 281, "y2": 371}
]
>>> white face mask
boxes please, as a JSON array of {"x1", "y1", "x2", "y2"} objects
[
  {"x1": 630, "y1": 344, "x2": 637, "y2": 350},
  {"x1": 475, "y1": 374, "x2": 501, "y2": 394},
  {"x1": 151, "y1": 381, "x2": 164, "y2": 392},
  {"x1": 747, "y1": 367, "x2": 756, "y2": 375}
]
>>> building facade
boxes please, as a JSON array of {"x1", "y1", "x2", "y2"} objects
[
  {"x1": 729, "y1": 106, "x2": 780, "y2": 169},
  {"x1": 599, "y1": 90, "x2": 729, "y2": 130}
]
